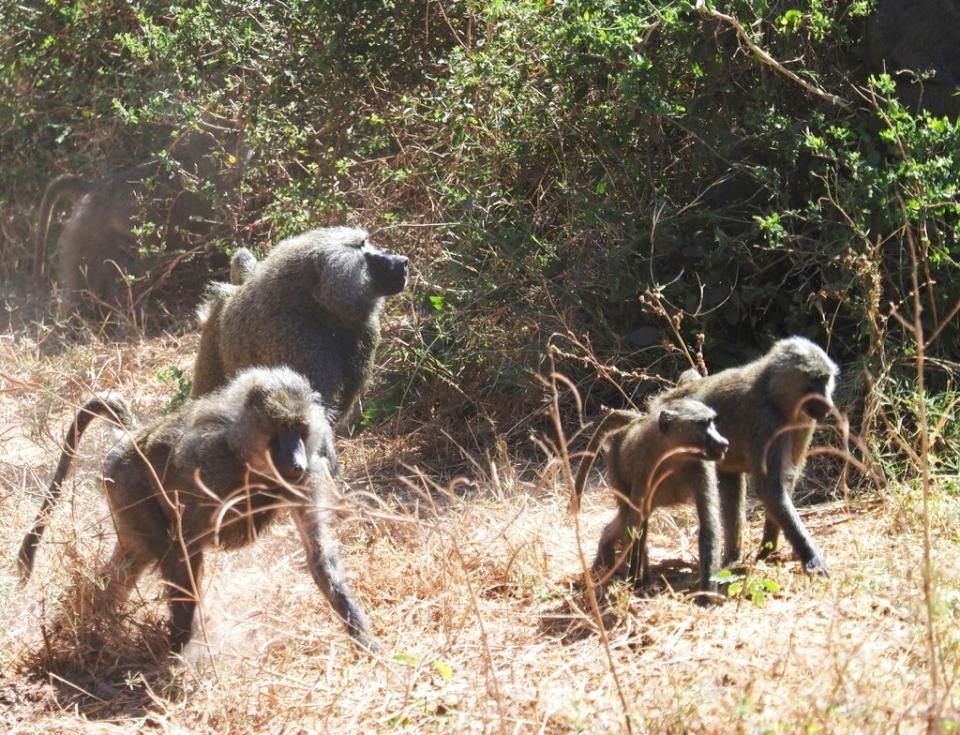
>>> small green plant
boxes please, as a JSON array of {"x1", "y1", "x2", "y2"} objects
[
  {"x1": 155, "y1": 365, "x2": 192, "y2": 413},
  {"x1": 713, "y1": 567, "x2": 780, "y2": 607}
]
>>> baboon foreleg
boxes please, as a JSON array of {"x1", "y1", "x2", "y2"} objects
[
  {"x1": 621, "y1": 500, "x2": 648, "y2": 588},
  {"x1": 757, "y1": 445, "x2": 828, "y2": 576},
  {"x1": 292, "y1": 475, "x2": 378, "y2": 653},
  {"x1": 719, "y1": 473, "x2": 745, "y2": 567},
  {"x1": 160, "y1": 547, "x2": 204, "y2": 651},
  {"x1": 693, "y1": 477, "x2": 721, "y2": 605}
]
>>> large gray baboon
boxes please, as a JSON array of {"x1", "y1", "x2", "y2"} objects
[
  {"x1": 34, "y1": 117, "x2": 250, "y2": 314},
  {"x1": 664, "y1": 336, "x2": 839, "y2": 575},
  {"x1": 573, "y1": 399, "x2": 729, "y2": 601},
  {"x1": 18, "y1": 366, "x2": 377, "y2": 653},
  {"x1": 192, "y1": 226, "x2": 409, "y2": 424}
]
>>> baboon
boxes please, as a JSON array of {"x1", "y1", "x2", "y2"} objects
[
  {"x1": 34, "y1": 117, "x2": 250, "y2": 314},
  {"x1": 573, "y1": 399, "x2": 729, "y2": 601},
  {"x1": 192, "y1": 226, "x2": 410, "y2": 424},
  {"x1": 229, "y1": 246, "x2": 258, "y2": 285},
  {"x1": 17, "y1": 366, "x2": 377, "y2": 653},
  {"x1": 664, "y1": 336, "x2": 839, "y2": 575}
]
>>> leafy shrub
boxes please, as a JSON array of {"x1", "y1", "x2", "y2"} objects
[{"x1": 1, "y1": 1, "x2": 956, "y2": 459}]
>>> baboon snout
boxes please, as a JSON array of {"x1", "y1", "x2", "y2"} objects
[
  {"x1": 706, "y1": 430, "x2": 729, "y2": 460},
  {"x1": 802, "y1": 395, "x2": 833, "y2": 420},
  {"x1": 270, "y1": 429, "x2": 309, "y2": 481},
  {"x1": 366, "y1": 250, "x2": 409, "y2": 295}
]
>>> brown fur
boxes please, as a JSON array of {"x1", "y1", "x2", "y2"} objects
[
  {"x1": 574, "y1": 399, "x2": 729, "y2": 601},
  {"x1": 664, "y1": 336, "x2": 838, "y2": 574},
  {"x1": 192, "y1": 226, "x2": 409, "y2": 424},
  {"x1": 17, "y1": 366, "x2": 377, "y2": 653}
]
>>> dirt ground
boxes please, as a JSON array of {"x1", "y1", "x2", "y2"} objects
[{"x1": 1, "y1": 329, "x2": 958, "y2": 734}]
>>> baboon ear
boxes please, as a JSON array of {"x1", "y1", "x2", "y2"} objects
[
  {"x1": 658, "y1": 409, "x2": 676, "y2": 433},
  {"x1": 245, "y1": 384, "x2": 269, "y2": 408}
]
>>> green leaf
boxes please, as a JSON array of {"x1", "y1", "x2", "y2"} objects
[
  {"x1": 433, "y1": 660, "x2": 454, "y2": 683},
  {"x1": 393, "y1": 652, "x2": 417, "y2": 665}
]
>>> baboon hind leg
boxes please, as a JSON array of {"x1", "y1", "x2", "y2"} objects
[
  {"x1": 719, "y1": 473, "x2": 745, "y2": 567},
  {"x1": 757, "y1": 515, "x2": 781, "y2": 560},
  {"x1": 159, "y1": 547, "x2": 204, "y2": 651}
]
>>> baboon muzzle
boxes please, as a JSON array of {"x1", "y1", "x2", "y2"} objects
[
  {"x1": 706, "y1": 431, "x2": 729, "y2": 461},
  {"x1": 270, "y1": 429, "x2": 308, "y2": 481},
  {"x1": 802, "y1": 395, "x2": 833, "y2": 420},
  {"x1": 366, "y1": 250, "x2": 409, "y2": 295}
]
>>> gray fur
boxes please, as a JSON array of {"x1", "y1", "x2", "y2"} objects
[
  {"x1": 229, "y1": 246, "x2": 258, "y2": 285},
  {"x1": 192, "y1": 226, "x2": 409, "y2": 424}
]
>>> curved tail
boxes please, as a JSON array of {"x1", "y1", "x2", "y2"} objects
[
  {"x1": 17, "y1": 393, "x2": 136, "y2": 581},
  {"x1": 33, "y1": 174, "x2": 91, "y2": 289},
  {"x1": 570, "y1": 409, "x2": 640, "y2": 513}
]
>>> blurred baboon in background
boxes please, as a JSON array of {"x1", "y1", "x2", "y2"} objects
[
  {"x1": 192, "y1": 226, "x2": 410, "y2": 425},
  {"x1": 18, "y1": 366, "x2": 378, "y2": 653},
  {"x1": 34, "y1": 115, "x2": 251, "y2": 316}
]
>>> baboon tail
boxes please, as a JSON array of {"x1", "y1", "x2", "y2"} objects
[
  {"x1": 229, "y1": 246, "x2": 258, "y2": 285},
  {"x1": 196, "y1": 281, "x2": 234, "y2": 326},
  {"x1": 33, "y1": 174, "x2": 91, "y2": 289},
  {"x1": 570, "y1": 409, "x2": 640, "y2": 514},
  {"x1": 17, "y1": 393, "x2": 136, "y2": 581}
]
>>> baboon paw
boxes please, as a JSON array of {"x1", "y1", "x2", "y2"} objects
[
  {"x1": 354, "y1": 634, "x2": 381, "y2": 655},
  {"x1": 694, "y1": 593, "x2": 716, "y2": 608},
  {"x1": 803, "y1": 557, "x2": 829, "y2": 577},
  {"x1": 755, "y1": 546, "x2": 777, "y2": 562},
  {"x1": 721, "y1": 553, "x2": 742, "y2": 568}
]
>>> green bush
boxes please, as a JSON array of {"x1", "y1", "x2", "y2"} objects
[{"x1": 1, "y1": 1, "x2": 956, "y2": 459}]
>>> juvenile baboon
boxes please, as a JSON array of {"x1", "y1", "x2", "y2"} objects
[
  {"x1": 18, "y1": 366, "x2": 377, "y2": 653},
  {"x1": 664, "y1": 336, "x2": 839, "y2": 575},
  {"x1": 192, "y1": 226, "x2": 410, "y2": 424},
  {"x1": 573, "y1": 399, "x2": 729, "y2": 601},
  {"x1": 34, "y1": 117, "x2": 250, "y2": 314}
]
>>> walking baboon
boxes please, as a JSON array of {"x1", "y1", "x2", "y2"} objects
[
  {"x1": 18, "y1": 366, "x2": 377, "y2": 653},
  {"x1": 34, "y1": 117, "x2": 249, "y2": 314},
  {"x1": 573, "y1": 399, "x2": 729, "y2": 601},
  {"x1": 664, "y1": 336, "x2": 838, "y2": 575},
  {"x1": 192, "y1": 226, "x2": 410, "y2": 424}
]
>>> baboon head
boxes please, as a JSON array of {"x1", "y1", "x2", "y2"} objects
[
  {"x1": 364, "y1": 242, "x2": 410, "y2": 296},
  {"x1": 225, "y1": 367, "x2": 332, "y2": 481},
  {"x1": 766, "y1": 337, "x2": 838, "y2": 420},
  {"x1": 657, "y1": 398, "x2": 729, "y2": 460},
  {"x1": 313, "y1": 227, "x2": 410, "y2": 315}
]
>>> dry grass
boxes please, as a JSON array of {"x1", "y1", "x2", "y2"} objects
[{"x1": 1, "y1": 330, "x2": 958, "y2": 734}]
